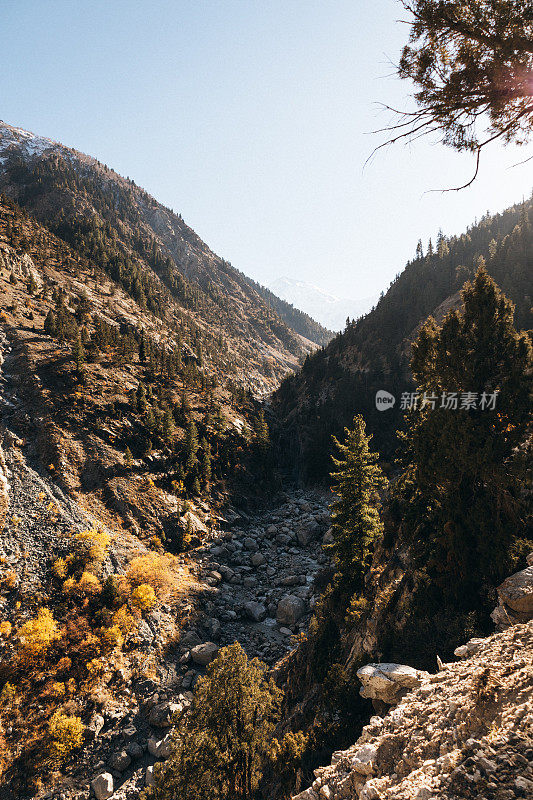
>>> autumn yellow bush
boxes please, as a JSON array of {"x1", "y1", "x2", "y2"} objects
[
  {"x1": 126, "y1": 552, "x2": 176, "y2": 598},
  {"x1": 18, "y1": 607, "x2": 59, "y2": 663},
  {"x1": 98, "y1": 624, "x2": 124, "y2": 653},
  {"x1": 130, "y1": 583, "x2": 156, "y2": 612},
  {"x1": 52, "y1": 557, "x2": 68, "y2": 580},
  {"x1": 113, "y1": 604, "x2": 134, "y2": 635},
  {"x1": 47, "y1": 710, "x2": 84, "y2": 764},
  {"x1": 0, "y1": 620, "x2": 12, "y2": 637},
  {"x1": 71, "y1": 527, "x2": 109, "y2": 570}
]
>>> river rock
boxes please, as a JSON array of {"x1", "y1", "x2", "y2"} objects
[
  {"x1": 191, "y1": 641, "x2": 219, "y2": 666},
  {"x1": 276, "y1": 594, "x2": 306, "y2": 626},
  {"x1": 244, "y1": 600, "x2": 267, "y2": 622}
]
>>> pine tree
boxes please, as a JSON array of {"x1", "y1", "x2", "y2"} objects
[
  {"x1": 185, "y1": 419, "x2": 199, "y2": 474},
  {"x1": 328, "y1": 415, "x2": 387, "y2": 588},
  {"x1": 162, "y1": 408, "x2": 175, "y2": 442},
  {"x1": 150, "y1": 643, "x2": 282, "y2": 800},
  {"x1": 200, "y1": 438, "x2": 212, "y2": 488},
  {"x1": 44, "y1": 310, "x2": 56, "y2": 336},
  {"x1": 72, "y1": 333, "x2": 85, "y2": 377},
  {"x1": 401, "y1": 265, "x2": 532, "y2": 587}
]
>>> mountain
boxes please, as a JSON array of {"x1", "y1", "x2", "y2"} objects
[
  {"x1": 273, "y1": 200, "x2": 533, "y2": 481},
  {"x1": 268, "y1": 276, "x2": 377, "y2": 332},
  {"x1": 0, "y1": 121, "x2": 323, "y2": 395},
  {"x1": 244, "y1": 275, "x2": 334, "y2": 346}
]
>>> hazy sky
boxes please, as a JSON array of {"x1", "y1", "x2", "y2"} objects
[{"x1": 1, "y1": 0, "x2": 532, "y2": 304}]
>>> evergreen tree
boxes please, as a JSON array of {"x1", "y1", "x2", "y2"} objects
[
  {"x1": 44, "y1": 309, "x2": 56, "y2": 336},
  {"x1": 71, "y1": 333, "x2": 85, "y2": 377},
  {"x1": 400, "y1": 265, "x2": 532, "y2": 588},
  {"x1": 149, "y1": 643, "x2": 282, "y2": 800},
  {"x1": 328, "y1": 415, "x2": 387, "y2": 589},
  {"x1": 185, "y1": 419, "x2": 199, "y2": 474},
  {"x1": 162, "y1": 408, "x2": 175, "y2": 442}
]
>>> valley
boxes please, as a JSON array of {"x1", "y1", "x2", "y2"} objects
[{"x1": 0, "y1": 119, "x2": 530, "y2": 800}]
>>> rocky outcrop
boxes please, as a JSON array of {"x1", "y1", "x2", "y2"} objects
[
  {"x1": 357, "y1": 663, "x2": 430, "y2": 707},
  {"x1": 293, "y1": 622, "x2": 533, "y2": 800},
  {"x1": 491, "y1": 557, "x2": 533, "y2": 630}
]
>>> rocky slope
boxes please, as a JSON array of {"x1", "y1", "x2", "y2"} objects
[
  {"x1": 0, "y1": 120, "x2": 330, "y2": 395},
  {"x1": 294, "y1": 619, "x2": 533, "y2": 800}
]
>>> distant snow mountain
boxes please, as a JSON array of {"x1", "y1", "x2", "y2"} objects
[{"x1": 268, "y1": 276, "x2": 377, "y2": 332}]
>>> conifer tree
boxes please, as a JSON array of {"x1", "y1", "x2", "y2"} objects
[
  {"x1": 149, "y1": 643, "x2": 282, "y2": 800},
  {"x1": 328, "y1": 415, "x2": 387, "y2": 588},
  {"x1": 185, "y1": 419, "x2": 199, "y2": 474},
  {"x1": 72, "y1": 333, "x2": 85, "y2": 378},
  {"x1": 401, "y1": 265, "x2": 532, "y2": 586}
]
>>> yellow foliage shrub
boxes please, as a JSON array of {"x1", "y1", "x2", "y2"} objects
[
  {"x1": 48, "y1": 710, "x2": 84, "y2": 763},
  {"x1": 113, "y1": 604, "x2": 134, "y2": 635},
  {"x1": 0, "y1": 682, "x2": 16, "y2": 707},
  {"x1": 98, "y1": 624, "x2": 124, "y2": 652},
  {"x1": 0, "y1": 621, "x2": 12, "y2": 637},
  {"x1": 52, "y1": 557, "x2": 68, "y2": 580},
  {"x1": 78, "y1": 571, "x2": 101, "y2": 597},
  {"x1": 51, "y1": 681, "x2": 66, "y2": 698},
  {"x1": 72, "y1": 528, "x2": 109, "y2": 569},
  {"x1": 130, "y1": 583, "x2": 156, "y2": 612},
  {"x1": 126, "y1": 552, "x2": 176, "y2": 598},
  {"x1": 18, "y1": 608, "x2": 59, "y2": 663}
]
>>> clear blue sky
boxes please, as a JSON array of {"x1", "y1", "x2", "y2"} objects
[{"x1": 1, "y1": 0, "x2": 532, "y2": 303}]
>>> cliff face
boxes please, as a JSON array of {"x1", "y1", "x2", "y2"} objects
[{"x1": 294, "y1": 620, "x2": 533, "y2": 800}]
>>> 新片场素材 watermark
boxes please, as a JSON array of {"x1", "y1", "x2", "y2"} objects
[{"x1": 375, "y1": 390, "x2": 499, "y2": 412}]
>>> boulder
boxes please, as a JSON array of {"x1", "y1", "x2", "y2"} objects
[
  {"x1": 91, "y1": 772, "x2": 114, "y2": 800},
  {"x1": 148, "y1": 700, "x2": 182, "y2": 727},
  {"x1": 108, "y1": 749, "x2": 131, "y2": 772},
  {"x1": 251, "y1": 552, "x2": 265, "y2": 567},
  {"x1": 191, "y1": 641, "x2": 219, "y2": 666},
  {"x1": 244, "y1": 600, "x2": 267, "y2": 622},
  {"x1": 350, "y1": 743, "x2": 379, "y2": 775},
  {"x1": 454, "y1": 638, "x2": 484, "y2": 659},
  {"x1": 125, "y1": 741, "x2": 144, "y2": 760},
  {"x1": 357, "y1": 663, "x2": 429, "y2": 705},
  {"x1": 148, "y1": 731, "x2": 174, "y2": 758},
  {"x1": 497, "y1": 565, "x2": 533, "y2": 614},
  {"x1": 276, "y1": 595, "x2": 306, "y2": 626}
]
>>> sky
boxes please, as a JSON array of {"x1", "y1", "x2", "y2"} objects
[{"x1": 1, "y1": 0, "x2": 532, "y2": 306}]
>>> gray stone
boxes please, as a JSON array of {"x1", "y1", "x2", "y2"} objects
[
  {"x1": 125, "y1": 741, "x2": 143, "y2": 759},
  {"x1": 276, "y1": 594, "x2": 306, "y2": 626},
  {"x1": 244, "y1": 600, "x2": 267, "y2": 622},
  {"x1": 91, "y1": 773, "x2": 114, "y2": 800},
  {"x1": 251, "y1": 551, "x2": 265, "y2": 567},
  {"x1": 191, "y1": 641, "x2": 219, "y2": 666},
  {"x1": 244, "y1": 537, "x2": 259, "y2": 551},
  {"x1": 148, "y1": 700, "x2": 182, "y2": 727}
]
